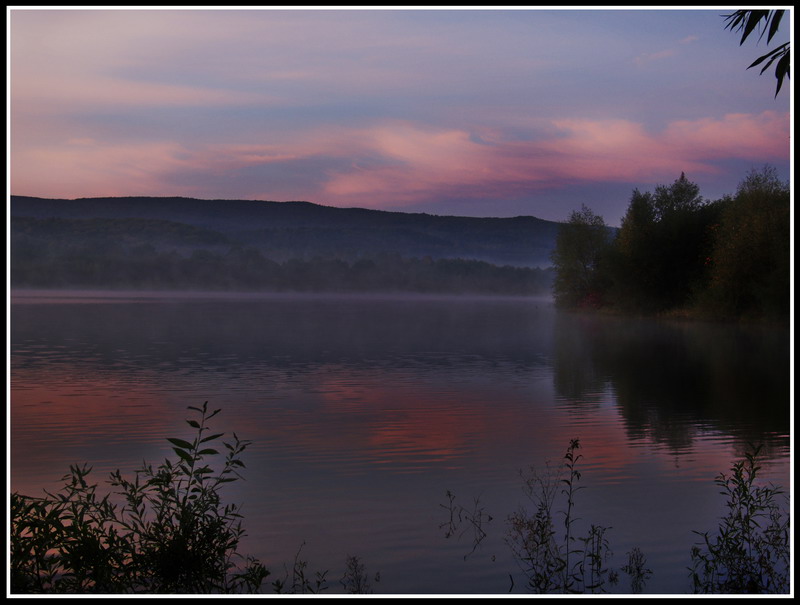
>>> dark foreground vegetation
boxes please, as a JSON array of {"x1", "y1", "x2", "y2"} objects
[
  {"x1": 550, "y1": 166, "x2": 790, "y2": 321},
  {"x1": 11, "y1": 406, "x2": 790, "y2": 594},
  {"x1": 10, "y1": 403, "x2": 377, "y2": 595},
  {"x1": 443, "y1": 439, "x2": 789, "y2": 595}
]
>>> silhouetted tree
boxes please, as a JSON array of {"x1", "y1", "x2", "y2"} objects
[
  {"x1": 606, "y1": 189, "x2": 659, "y2": 311},
  {"x1": 701, "y1": 166, "x2": 790, "y2": 318},
  {"x1": 608, "y1": 174, "x2": 719, "y2": 312},
  {"x1": 548, "y1": 167, "x2": 788, "y2": 320},
  {"x1": 550, "y1": 205, "x2": 611, "y2": 308}
]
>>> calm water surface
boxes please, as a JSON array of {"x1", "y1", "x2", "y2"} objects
[{"x1": 9, "y1": 290, "x2": 791, "y2": 594}]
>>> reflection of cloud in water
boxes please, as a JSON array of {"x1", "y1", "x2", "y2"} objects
[
  {"x1": 11, "y1": 378, "x2": 187, "y2": 494},
  {"x1": 248, "y1": 366, "x2": 558, "y2": 475},
  {"x1": 320, "y1": 373, "x2": 481, "y2": 471}
]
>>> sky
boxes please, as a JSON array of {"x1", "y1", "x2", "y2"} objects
[{"x1": 7, "y1": 6, "x2": 792, "y2": 226}]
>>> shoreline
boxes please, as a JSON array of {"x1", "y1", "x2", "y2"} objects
[
  {"x1": 555, "y1": 302, "x2": 791, "y2": 327},
  {"x1": 9, "y1": 287, "x2": 556, "y2": 305}
]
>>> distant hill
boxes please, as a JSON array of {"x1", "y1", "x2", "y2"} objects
[{"x1": 10, "y1": 195, "x2": 560, "y2": 267}]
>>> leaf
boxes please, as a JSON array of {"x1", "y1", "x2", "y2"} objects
[
  {"x1": 172, "y1": 448, "x2": 194, "y2": 463},
  {"x1": 767, "y1": 10, "x2": 784, "y2": 43},
  {"x1": 198, "y1": 448, "x2": 219, "y2": 456},
  {"x1": 748, "y1": 43, "x2": 789, "y2": 69},
  {"x1": 200, "y1": 433, "x2": 225, "y2": 444},
  {"x1": 774, "y1": 52, "x2": 790, "y2": 96},
  {"x1": 167, "y1": 437, "x2": 194, "y2": 450},
  {"x1": 740, "y1": 10, "x2": 770, "y2": 45},
  {"x1": 186, "y1": 420, "x2": 200, "y2": 429}
]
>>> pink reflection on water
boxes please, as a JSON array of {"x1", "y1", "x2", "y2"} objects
[
  {"x1": 10, "y1": 376, "x2": 186, "y2": 496},
  {"x1": 232, "y1": 368, "x2": 561, "y2": 476},
  {"x1": 322, "y1": 373, "x2": 482, "y2": 468}
]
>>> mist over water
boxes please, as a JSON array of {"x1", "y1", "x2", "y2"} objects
[{"x1": 10, "y1": 291, "x2": 790, "y2": 594}]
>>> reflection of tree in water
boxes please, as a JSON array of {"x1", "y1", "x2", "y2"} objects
[
  {"x1": 552, "y1": 311, "x2": 789, "y2": 456},
  {"x1": 551, "y1": 314, "x2": 609, "y2": 410}
]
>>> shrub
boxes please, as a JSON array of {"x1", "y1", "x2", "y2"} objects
[
  {"x1": 10, "y1": 402, "x2": 268, "y2": 594},
  {"x1": 689, "y1": 444, "x2": 790, "y2": 594},
  {"x1": 505, "y1": 439, "x2": 622, "y2": 593}
]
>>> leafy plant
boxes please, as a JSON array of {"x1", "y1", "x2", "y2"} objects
[
  {"x1": 506, "y1": 439, "x2": 626, "y2": 594},
  {"x1": 447, "y1": 439, "x2": 791, "y2": 595},
  {"x1": 10, "y1": 402, "x2": 268, "y2": 594},
  {"x1": 723, "y1": 10, "x2": 790, "y2": 96},
  {"x1": 689, "y1": 444, "x2": 790, "y2": 594}
]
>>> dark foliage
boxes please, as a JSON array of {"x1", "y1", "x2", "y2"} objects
[
  {"x1": 724, "y1": 10, "x2": 790, "y2": 96},
  {"x1": 550, "y1": 205, "x2": 612, "y2": 309},
  {"x1": 10, "y1": 402, "x2": 268, "y2": 594},
  {"x1": 551, "y1": 167, "x2": 789, "y2": 320},
  {"x1": 10, "y1": 403, "x2": 378, "y2": 595},
  {"x1": 698, "y1": 166, "x2": 790, "y2": 319},
  {"x1": 689, "y1": 445, "x2": 790, "y2": 593},
  {"x1": 506, "y1": 439, "x2": 620, "y2": 594},
  {"x1": 607, "y1": 173, "x2": 721, "y2": 313}
]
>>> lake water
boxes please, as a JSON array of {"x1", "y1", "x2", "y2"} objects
[{"x1": 9, "y1": 290, "x2": 792, "y2": 594}]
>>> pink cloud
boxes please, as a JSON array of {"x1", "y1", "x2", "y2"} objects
[
  {"x1": 13, "y1": 74, "x2": 274, "y2": 114},
  {"x1": 315, "y1": 112, "x2": 789, "y2": 206},
  {"x1": 12, "y1": 141, "x2": 197, "y2": 198},
  {"x1": 323, "y1": 124, "x2": 500, "y2": 201},
  {"x1": 11, "y1": 112, "x2": 790, "y2": 207},
  {"x1": 663, "y1": 111, "x2": 790, "y2": 160}
]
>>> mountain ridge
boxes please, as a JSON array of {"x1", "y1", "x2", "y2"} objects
[{"x1": 11, "y1": 195, "x2": 560, "y2": 267}]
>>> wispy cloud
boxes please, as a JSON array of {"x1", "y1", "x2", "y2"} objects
[
  {"x1": 314, "y1": 112, "x2": 788, "y2": 206},
  {"x1": 11, "y1": 112, "x2": 788, "y2": 208},
  {"x1": 634, "y1": 48, "x2": 678, "y2": 66},
  {"x1": 633, "y1": 33, "x2": 699, "y2": 67}
]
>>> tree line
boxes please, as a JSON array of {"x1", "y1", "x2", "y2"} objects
[
  {"x1": 550, "y1": 166, "x2": 790, "y2": 320},
  {"x1": 11, "y1": 237, "x2": 553, "y2": 296}
]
